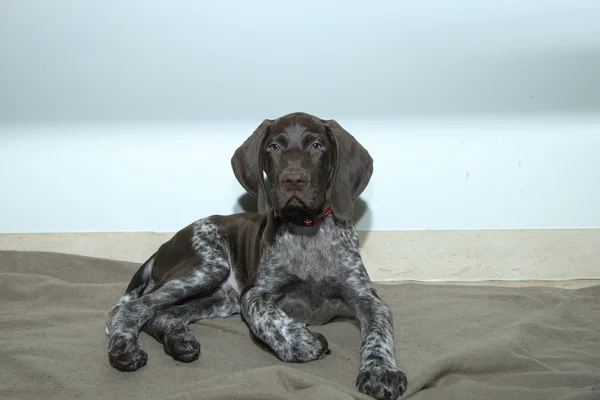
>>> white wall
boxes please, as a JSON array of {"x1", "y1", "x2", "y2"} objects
[{"x1": 1, "y1": 1, "x2": 600, "y2": 233}]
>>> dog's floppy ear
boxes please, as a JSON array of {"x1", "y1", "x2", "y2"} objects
[
  {"x1": 323, "y1": 119, "x2": 373, "y2": 221},
  {"x1": 231, "y1": 119, "x2": 273, "y2": 211}
]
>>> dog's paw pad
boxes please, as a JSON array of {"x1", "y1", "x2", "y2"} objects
[
  {"x1": 356, "y1": 366, "x2": 407, "y2": 400},
  {"x1": 165, "y1": 334, "x2": 201, "y2": 363},
  {"x1": 163, "y1": 332, "x2": 200, "y2": 363},
  {"x1": 108, "y1": 335, "x2": 148, "y2": 372},
  {"x1": 108, "y1": 346, "x2": 148, "y2": 371}
]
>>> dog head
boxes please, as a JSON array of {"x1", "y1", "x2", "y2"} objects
[{"x1": 231, "y1": 112, "x2": 373, "y2": 221}]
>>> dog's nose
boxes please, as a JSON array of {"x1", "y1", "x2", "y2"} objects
[{"x1": 281, "y1": 171, "x2": 307, "y2": 191}]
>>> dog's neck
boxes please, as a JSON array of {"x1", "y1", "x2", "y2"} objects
[{"x1": 274, "y1": 204, "x2": 333, "y2": 228}]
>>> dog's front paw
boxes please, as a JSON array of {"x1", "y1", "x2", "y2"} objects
[
  {"x1": 308, "y1": 331, "x2": 331, "y2": 360},
  {"x1": 108, "y1": 335, "x2": 148, "y2": 371},
  {"x1": 280, "y1": 330, "x2": 330, "y2": 363},
  {"x1": 356, "y1": 365, "x2": 407, "y2": 400}
]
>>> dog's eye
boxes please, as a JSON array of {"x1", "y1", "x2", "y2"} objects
[
  {"x1": 312, "y1": 142, "x2": 323, "y2": 151},
  {"x1": 268, "y1": 144, "x2": 281, "y2": 152}
]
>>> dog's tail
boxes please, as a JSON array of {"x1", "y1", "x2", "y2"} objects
[
  {"x1": 120, "y1": 253, "x2": 156, "y2": 302},
  {"x1": 104, "y1": 253, "x2": 155, "y2": 336}
]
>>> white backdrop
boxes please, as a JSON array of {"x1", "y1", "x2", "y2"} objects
[{"x1": 1, "y1": 1, "x2": 599, "y2": 233}]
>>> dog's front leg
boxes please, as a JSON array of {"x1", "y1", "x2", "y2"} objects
[
  {"x1": 343, "y1": 272, "x2": 408, "y2": 400},
  {"x1": 241, "y1": 286, "x2": 330, "y2": 363}
]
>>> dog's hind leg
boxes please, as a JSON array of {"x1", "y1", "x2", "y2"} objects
[
  {"x1": 104, "y1": 254, "x2": 156, "y2": 336},
  {"x1": 142, "y1": 286, "x2": 240, "y2": 362},
  {"x1": 105, "y1": 254, "x2": 230, "y2": 371}
]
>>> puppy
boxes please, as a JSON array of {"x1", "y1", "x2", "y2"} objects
[{"x1": 105, "y1": 112, "x2": 407, "y2": 400}]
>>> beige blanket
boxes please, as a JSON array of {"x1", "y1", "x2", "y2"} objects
[{"x1": 1, "y1": 250, "x2": 598, "y2": 400}]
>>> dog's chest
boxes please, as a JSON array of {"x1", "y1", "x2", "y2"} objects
[
  {"x1": 258, "y1": 219, "x2": 358, "y2": 325},
  {"x1": 268, "y1": 221, "x2": 345, "y2": 282}
]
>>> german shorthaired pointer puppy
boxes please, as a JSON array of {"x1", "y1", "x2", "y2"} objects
[{"x1": 104, "y1": 112, "x2": 407, "y2": 399}]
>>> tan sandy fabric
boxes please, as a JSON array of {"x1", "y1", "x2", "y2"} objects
[{"x1": 1, "y1": 250, "x2": 599, "y2": 400}]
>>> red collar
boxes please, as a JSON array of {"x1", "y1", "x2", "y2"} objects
[{"x1": 274, "y1": 205, "x2": 333, "y2": 226}]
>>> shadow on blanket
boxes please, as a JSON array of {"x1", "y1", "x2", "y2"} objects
[{"x1": 1, "y1": 250, "x2": 598, "y2": 400}]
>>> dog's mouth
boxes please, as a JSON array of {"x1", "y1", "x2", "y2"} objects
[
  {"x1": 282, "y1": 198, "x2": 308, "y2": 215},
  {"x1": 281, "y1": 197, "x2": 319, "y2": 216}
]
